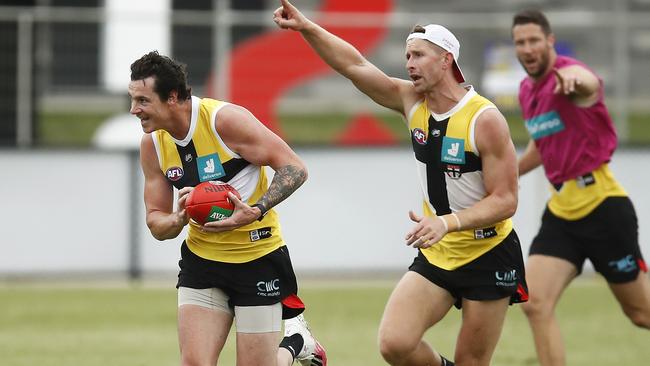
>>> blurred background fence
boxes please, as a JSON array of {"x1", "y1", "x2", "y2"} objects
[
  {"x1": 1, "y1": 0, "x2": 649, "y2": 279},
  {"x1": 1, "y1": 0, "x2": 650, "y2": 147}
]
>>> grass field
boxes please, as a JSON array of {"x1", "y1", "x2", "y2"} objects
[
  {"x1": 1, "y1": 277, "x2": 648, "y2": 365},
  {"x1": 38, "y1": 111, "x2": 650, "y2": 147}
]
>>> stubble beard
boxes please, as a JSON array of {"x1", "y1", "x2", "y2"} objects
[{"x1": 523, "y1": 47, "x2": 551, "y2": 79}]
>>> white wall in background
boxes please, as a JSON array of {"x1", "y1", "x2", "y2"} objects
[
  {"x1": 0, "y1": 148, "x2": 648, "y2": 276},
  {"x1": 0, "y1": 151, "x2": 131, "y2": 272}
]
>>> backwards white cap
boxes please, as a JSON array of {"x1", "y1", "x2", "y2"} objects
[{"x1": 406, "y1": 24, "x2": 466, "y2": 83}]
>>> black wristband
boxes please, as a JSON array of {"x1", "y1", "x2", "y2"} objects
[{"x1": 252, "y1": 203, "x2": 268, "y2": 221}]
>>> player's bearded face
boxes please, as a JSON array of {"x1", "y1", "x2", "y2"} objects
[
  {"x1": 527, "y1": 43, "x2": 552, "y2": 78},
  {"x1": 513, "y1": 24, "x2": 554, "y2": 79}
]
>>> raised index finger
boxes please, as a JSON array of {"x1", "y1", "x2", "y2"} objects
[
  {"x1": 552, "y1": 67, "x2": 564, "y2": 83},
  {"x1": 279, "y1": 0, "x2": 292, "y2": 11}
]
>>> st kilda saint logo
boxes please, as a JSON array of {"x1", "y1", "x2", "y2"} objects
[{"x1": 446, "y1": 164, "x2": 461, "y2": 179}]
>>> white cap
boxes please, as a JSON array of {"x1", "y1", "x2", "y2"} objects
[{"x1": 406, "y1": 24, "x2": 466, "y2": 83}]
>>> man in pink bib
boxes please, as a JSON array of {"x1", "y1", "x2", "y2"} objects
[{"x1": 512, "y1": 9, "x2": 650, "y2": 366}]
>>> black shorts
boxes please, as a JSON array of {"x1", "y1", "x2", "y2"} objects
[
  {"x1": 530, "y1": 196, "x2": 647, "y2": 283},
  {"x1": 177, "y1": 242, "x2": 304, "y2": 318},
  {"x1": 409, "y1": 230, "x2": 529, "y2": 309}
]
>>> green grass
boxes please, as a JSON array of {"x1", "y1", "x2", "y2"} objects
[
  {"x1": 37, "y1": 111, "x2": 650, "y2": 147},
  {"x1": 37, "y1": 112, "x2": 114, "y2": 147},
  {"x1": 1, "y1": 277, "x2": 648, "y2": 365},
  {"x1": 627, "y1": 113, "x2": 650, "y2": 145},
  {"x1": 280, "y1": 112, "x2": 408, "y2": 145}
]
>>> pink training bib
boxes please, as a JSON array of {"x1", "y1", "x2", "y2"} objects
[{"x1": 518, "y1": 55, "x2": 617, "y2": 185}]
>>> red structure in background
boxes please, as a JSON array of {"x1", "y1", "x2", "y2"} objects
[
  {"x1": 206, "y1": 0, "x2": 394, "y2": 143},
  {"x1": 336, "y1": 113, "x2": 398, "y2": 145}
]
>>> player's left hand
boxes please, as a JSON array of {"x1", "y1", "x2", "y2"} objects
[
  {"x1": 404, "y1": 210, "x2": 448, "y2": 249},
  {"x1": 201, "y1": 192, "x2": 260, "y2": 232}
]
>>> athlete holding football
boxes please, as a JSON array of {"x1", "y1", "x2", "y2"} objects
[{"x1": 130, "y1": 50, "x2": 326, "y2": 366}]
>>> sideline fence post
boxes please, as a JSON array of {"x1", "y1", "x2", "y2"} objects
[
  {"x1": 128, "y1": 150, "x2": 142, "y2": 280},
  {"x1": 16, "y1": 11, "x2": 33, "y2": 148}
]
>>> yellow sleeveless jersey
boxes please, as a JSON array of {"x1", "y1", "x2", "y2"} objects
[
  {"x1": 547, "y1": 163, "x2": 627, "y2": 220},
  {"x1": 407, "y1": 87, "x2": 513, "y2": 270},
  {"x1": 152, "y1": 96, "x2": 284, "y2": 263}
]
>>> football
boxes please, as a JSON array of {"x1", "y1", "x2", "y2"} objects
[{"x1": 185, "y1": 181, "x2": 241, "y2": 225}]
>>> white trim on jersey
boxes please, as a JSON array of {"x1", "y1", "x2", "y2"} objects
[
  {"x1": 430, "y1": 86, "x2": 476, "y2": 121},
  {"x1": 407, "y1": 100, "x2": 423, "y2": 122},
  {"x1": 468, "y1": 105, "x2": 497, "y2": 156},
  {"x1": 209, "y1": 102, "x2": 243, "y2": 159},
  {"x1": 206, "y1": 101, "x2": 260, "y2": 202},
  {"x1": 151, "y1": 133, "x2": 163, "y2": 171},
  {"x1": 167, "y1": 96, "x2": 200, "y2": 147}
]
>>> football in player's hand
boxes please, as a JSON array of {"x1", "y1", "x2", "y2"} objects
[{"x1": 185, "y1": 181, "x2": 241, "y2": 225}]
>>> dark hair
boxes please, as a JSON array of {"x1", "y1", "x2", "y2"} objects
[
  {"x1": 130, "y1": 51, "x2": 191, "y2": 101},
  {"x1": 512, "y1": 9, "x2": 552, "y2": 35},
  {"x1": 410, "y1": 24, "x2": 426, "y2": 34},
  {"x1": 408, "y1": 24, "x2": 446, "y2": 55}
]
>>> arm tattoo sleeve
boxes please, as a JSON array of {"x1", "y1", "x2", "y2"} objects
[{"x1": 256, "y1": 164, "x2": 307, "y2": 212}]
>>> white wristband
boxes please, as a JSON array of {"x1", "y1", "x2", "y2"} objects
[
  {"x1": 437, "y1": 215, "x2": 448, "y2": 232},
  {"x1": 450, "y1": 212, "x2": 462, "y2": 231}
]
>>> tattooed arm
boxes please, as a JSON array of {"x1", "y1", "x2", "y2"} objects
[
  {"x1": 201, "y1": 104, "x2": 308, "y2": 232},
  {"x1": 253, "y1": 164, "x2": 307, "y2": 219}
]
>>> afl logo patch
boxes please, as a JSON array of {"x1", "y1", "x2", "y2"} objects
[
  {"x1": 413, "y1": 128, "x2": 427, "y2": 145},
  {"x1": 166, "y1": 166, "x2": 184, "y2": 181}
]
